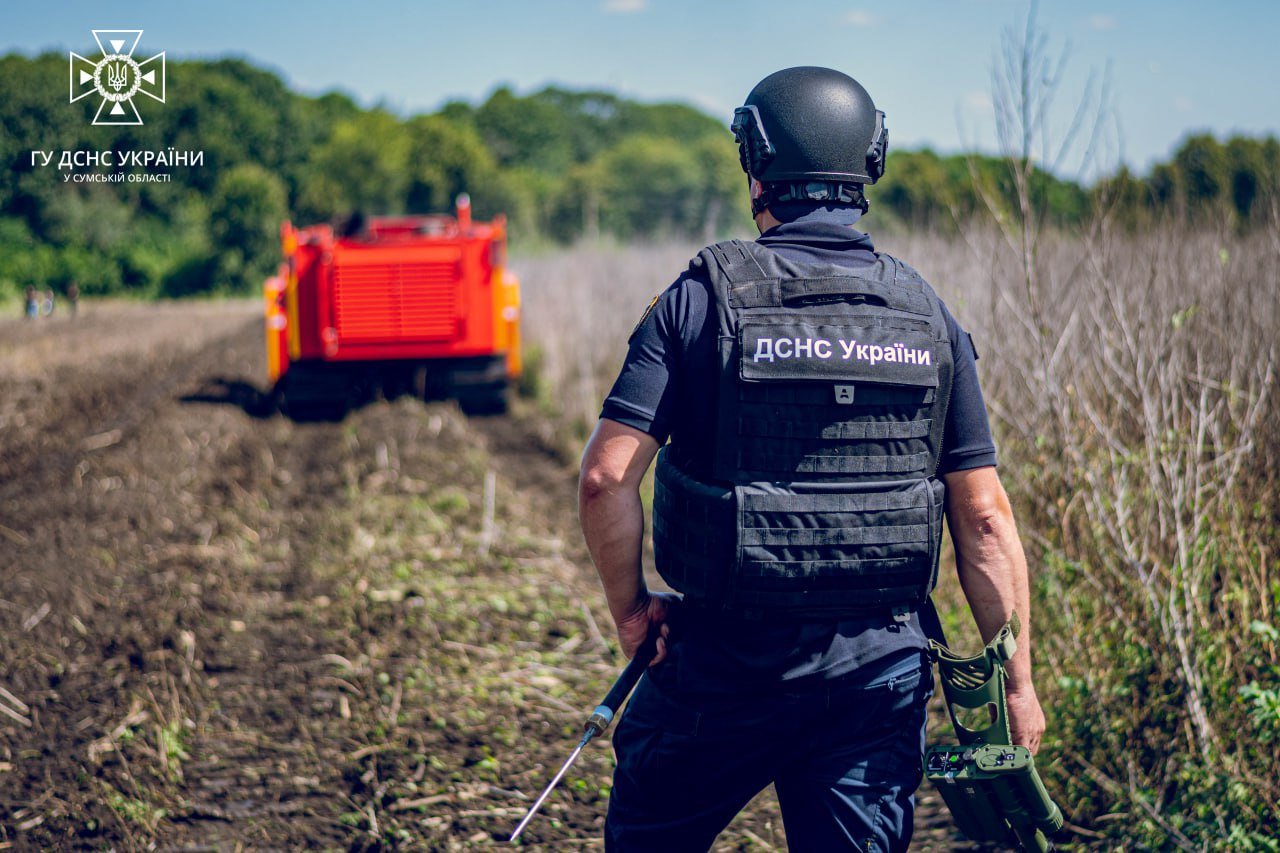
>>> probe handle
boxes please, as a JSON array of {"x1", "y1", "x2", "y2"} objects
[{"x1": 585, "y1": 641, "x2": 655, "y2": 735}]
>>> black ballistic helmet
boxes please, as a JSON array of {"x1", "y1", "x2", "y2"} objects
[{"x1": 732, "y1": 67, "x2": 887, "y2": 213}]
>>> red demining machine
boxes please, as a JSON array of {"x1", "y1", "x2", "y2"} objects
[{"x1": 264, "y1": 195, "x2": 521, "y2": 419}]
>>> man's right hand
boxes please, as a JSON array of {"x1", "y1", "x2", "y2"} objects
[
  {"x1": 1006, "y1": 686, "x2": 1046, "y2": 754},
  {"x1": 613, "y1": 590, "x2": 680, "y2": 666}
]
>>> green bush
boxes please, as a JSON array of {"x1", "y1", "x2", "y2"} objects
[{"x1": 208, "y1": 163, "x2": 287, "y2": 292}]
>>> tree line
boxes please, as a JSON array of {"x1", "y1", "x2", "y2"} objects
[{"x1": 0, "y1": 52, "x2": 1275, "y2": 299}]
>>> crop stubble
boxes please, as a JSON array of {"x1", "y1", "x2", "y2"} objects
[{"x1": 3, "y1": 302, "x2": 956, "y2": 849}]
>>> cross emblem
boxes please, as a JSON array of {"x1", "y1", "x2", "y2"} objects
[{"x1": 69, "y1": 30, "x2": 166, "y2": 126}]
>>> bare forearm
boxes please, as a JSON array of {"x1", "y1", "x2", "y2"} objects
[
  {"x1": 579, "y1": 481, "x2": 647, "y2": 621},
  {"x1": 946, "y1": 469, "x2": 1035, "y2": 693},
  {"x1": 577, "y1": 419, "x2": 660, "y2": 623},
  {"x1": 944, "y1": 467, "x2": 1045, "y2": 751},
  {"x1": 955, "y1": 514, "x2": 1034, "y2": 691}
]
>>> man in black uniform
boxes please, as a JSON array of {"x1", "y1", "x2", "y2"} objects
[{"x1": 579, "y1": 67, "x2": 1045, "y2": 851}]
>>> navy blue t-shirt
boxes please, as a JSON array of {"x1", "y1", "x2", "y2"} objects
[{"x1": 600, "y1": 208, "x2": 997, "y2": 696}]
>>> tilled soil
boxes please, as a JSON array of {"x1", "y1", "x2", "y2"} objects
[{"x1": 0, "y1": 303, "x2": 964, "y2": 850}]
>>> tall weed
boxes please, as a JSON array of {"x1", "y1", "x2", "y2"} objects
[{"x1": 516, "y1": 220, "x2": 1280, "y2": 847}]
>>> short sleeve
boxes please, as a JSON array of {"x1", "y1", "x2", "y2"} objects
[
  {"x1": 598, "y1": 275, "x2": 694, "y2": 444},
  {"x1": 938, "y1": 303, "x2": 998, "y2": 473}
]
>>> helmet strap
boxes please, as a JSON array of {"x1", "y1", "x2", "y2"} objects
[{"x1": 754, "y1": 181, "x2": 869, "y2": 216}]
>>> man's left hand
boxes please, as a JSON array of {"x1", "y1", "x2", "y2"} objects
[{"x1": 1006, "y1": 686, "x2": 1046, "y2": 754}]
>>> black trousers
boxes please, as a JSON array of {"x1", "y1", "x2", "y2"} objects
[{"x1": 605, "y1": 656, "x2": 932, "y2": 852}]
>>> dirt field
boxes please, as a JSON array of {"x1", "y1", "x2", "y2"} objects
[{"x1": 0, "y1": 302, "x2": 965, "y2": 850}]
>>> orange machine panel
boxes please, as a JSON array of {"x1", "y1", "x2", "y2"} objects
[
  {"x1": 332, "y1": 254, "x2": 464, "y2": 344},
  {"x1": 268, "y1": 198, "x2": 520, "y2": 384}
]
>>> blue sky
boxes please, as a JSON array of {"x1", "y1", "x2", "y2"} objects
[{"x1": 4, "y1": 0, "x2": 1277, "y2": 177}]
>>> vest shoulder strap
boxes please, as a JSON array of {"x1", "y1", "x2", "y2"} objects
[
  {"x1": 706, "y1": 241, "x2": 925, "y2": 297},
  {"x1": 698, "y1": 239, "x2": 951, "y2": 367},
  {"x1": 707, "y1": 239, "x2": 770, "y2": 284}
]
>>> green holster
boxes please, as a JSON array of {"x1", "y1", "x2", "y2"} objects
[{"x1": 924, "y1": 614, "x2": 1063, "y2": 851}]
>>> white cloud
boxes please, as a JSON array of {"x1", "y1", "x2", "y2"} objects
[
  {"x1": 844, "y1": 10, "x2": 878, "y2": 27},
  {"x1": 1174, "y1": 96, "x2": 1194, "y2": 112},
  {"x1": 963, "y1": 90, "x2": 994, "y2": 114},
  {"x1": 601, "y1": 0, "x2": 647, "y2": 13},
  {"x1": 1088, "y1": 14, "x2": 1117, "y2": 30}
]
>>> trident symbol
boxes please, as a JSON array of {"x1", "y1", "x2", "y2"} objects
[
  {"x1": 70, "y1": 31, "x2": 166, "y2": 125},
  {"x1": 106, "y1": 62, "x2": 129, "y2": 92}
]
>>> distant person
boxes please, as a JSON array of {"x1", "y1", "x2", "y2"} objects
[
  {"x1": 41, "y1": 289, "x2": 55, "y2": 317},
  {"x1": 339, "y1": 211, "x2": 368, "y2": 239},
  {"x1": 66, "y1": 282, "x2": 80, "y2": 318},
  {"x1": 579, "y1": 66, "x2": 1044, "y2": 851},
  {"x1": 23, "y1": 285, "x2": 37, "y2": 319}
]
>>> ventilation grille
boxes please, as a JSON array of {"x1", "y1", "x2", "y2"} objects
[{"x1": 332, "y1": 261, "x2": 462, "y2": 343}]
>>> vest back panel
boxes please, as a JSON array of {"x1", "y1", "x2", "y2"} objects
[{"x1": 651, "y1": 239, "x2": 955, "y2": 616}]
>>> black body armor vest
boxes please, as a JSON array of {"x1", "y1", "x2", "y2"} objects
[{"x1": 652, "y1": 239, "x2": 954, "y2": 617}]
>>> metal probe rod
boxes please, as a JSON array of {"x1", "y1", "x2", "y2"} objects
[
  {"x1": 508, "y1": 732, "x2": 591, "y2": 842},
  {"x1": 509, "y1": 645, "x2": 654, "y2": 843}
]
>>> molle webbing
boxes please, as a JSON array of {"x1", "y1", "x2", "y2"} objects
[
  {"x1": 653, "y1": 449, "x2": 945, "y2": 614},
  {"x1": 726, "y1": 277, "x2": 934, "y2": 316},
  {"x1": 730, "y1": 386, "x2": 937, "y2": 479},
  {"x1": 651, "y1": 455, "x2": 735, "y2": 601},
  {"x1": 709, "y1": 241, "x2": 768, "y2": 281},
  {"x1": 651, "y1": 238, "x2": 955, "y2": 617},
  {"x1": 733, "y1": 382, "x2": 936, "y2": 407},
  {"x1": 734, "y1": 475, "x2": 944, "y2": 613},
  {"x1": 739, "y1": 417, "x2": 932, "y2": 441},
  {"x1": 708, "y1": 239, "x2": 953, "y2": 486}
]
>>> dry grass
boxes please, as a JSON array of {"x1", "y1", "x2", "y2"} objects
[
  {"x1": 515, "y1": 241, "x2": 702, "y2": 442},
  {"x1": 940, "y1": 220, "x2": 1280, "y2": 848},
  {"x1": 515, "y1": 218, "x2": 1280, "y2": 848}
]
